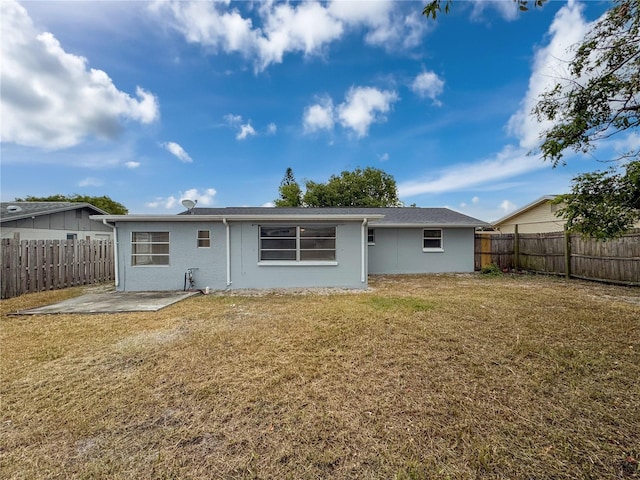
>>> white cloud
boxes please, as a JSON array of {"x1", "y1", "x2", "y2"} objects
[
  {"x1": 398, "y1": 2, "x2": 595, "y2": 200},
  {"x1": 398, "y1": 145, "x2": 547, "y2": 197},
  {"x1": 146, "y1": 187, "x2": 216, "y2": 210},
  {"x1": 378, "y1": 153, "x2": 389, "y2": 162},
  {"x1": 236, "y1": 123, "x2": 256, "y2": 140},
  {"x1": 255, "y1": 1, "x2": 344, "y2": 71},
  {"x1": 181, "y1": 188, "x2": 216, "y2": 206},
  {"x1": 224, "y1": 113, "x2": 243, "y2": 125},
  {"x1": 337, "y1": 86, "x2": 398, "y2": 138},
  {"x1": 224, "y1": 114, "x2": 256, "y2": 140},
  {"x1": 499, "y1": 200, "x2": 517, "y2": 213},
  {"x1": 303, "y1": 97, "x2": 335, "y2": 133},
  {"x1": 328, "y1": 0, "x2": 426, "y2": 50},
  {"x1": 0, "y1": 0, "x2": 159, "y2": 150},
  {"x1": 470, "y1": 0, "x2": 520, "y2": 21},
  {"x1": 153, "y1": 1, "x2": 427, "y2": 72},
  {"x1": 303, "y1": 86, "x2": 398, "y2": 138},
  {"x1": 125, "y1": 161, "x2": 141, "y2": 169},
  {"x1": 472, "y1": 196, "x2": 480, "y2": 204},
  {"x1": 507, "y1": 1, "x2": 591, "y2": 151},
  {"x1": 145, "y1": 196, "x2": 177, "y2": 209},
  {"x1": 261, "y1": 201, "x2": 275, "y2": 207},
  {"x1": 411, "y1": 71, "x2": 445, "y2": 105},
  {"x1": 266, "y1": 123, "x2": 277, "y2": 135},
  {"x1": 162, "y1": 141, "x2": 193, "y2": 162},
  {"x1": 78, "y1": 177, "x2": 103, "y2": 187}
]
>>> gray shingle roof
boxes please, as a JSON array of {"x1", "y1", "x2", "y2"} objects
[
  {"x1": 182, "y1": 207, "x2": 488, "y2": 227},
  {"x1": 1, "y1": 202, "x2": 108, "y2": 222}
]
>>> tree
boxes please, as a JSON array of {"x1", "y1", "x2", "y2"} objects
[
  {"x1": 423, "y1": 0, "x2": 639, "y2": 238},
  {"x1": 302, "y1": 167, "x2": 402, "y2": 207},
  {"x1": 555, "y1": 162, "x2": 640, "y2": 239},
  {"x1": 534, "y1": 0, "x2": 639, "y2": 166},
  {"x1": 533, "y1": 0, "x2": 640, "y2": 237},
  {"x1": 274, "y1": 167, "x2": 303, "y2": 207},
  {"x1": 15, "y1": 194, "x2": 128, "y2": 214}
]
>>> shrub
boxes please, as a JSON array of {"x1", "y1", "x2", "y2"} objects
[{"x1": 481, "y1": 263, "x2": 503, "y2": 276}]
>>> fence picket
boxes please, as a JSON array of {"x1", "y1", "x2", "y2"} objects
[
  {"x1": 476, "y1": 230, "x2": 640, "y2": 286},
  {"x1": 0, "y1": 239, "x2": 114, "y2": 299}
]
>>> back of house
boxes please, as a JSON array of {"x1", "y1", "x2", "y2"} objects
[{"x1": 91, "y1": 207, "x2": 488, "y2": 292}]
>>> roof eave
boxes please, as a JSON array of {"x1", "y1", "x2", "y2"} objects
[
  {"x1": 2, "y1": 203, "x2": 109, "y2": 222},
  {"x1": 91, "y1": 214, "x2": 386, "y2": 222},
  {"x1": 370, "y1": 223, "x2": 489, "y2": 228}
]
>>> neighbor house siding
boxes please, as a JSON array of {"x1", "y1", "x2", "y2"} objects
[
  {"x1": 1, "y1": 209, "x2": 113, "y2": 240},
  {"x1": 368, "y1": 228, "x2": 475, "y2": 274},
  {"x1": 496, "y1": 201, "x2": 566, "y2": 234}
]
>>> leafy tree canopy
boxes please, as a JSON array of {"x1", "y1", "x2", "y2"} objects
[
  {"x1": 535, "y1": 0, "x2": 639, "y2": 237},
  {"x1": 15, "y1": 194, "x2": 128, "y2": 215},
  {"x1": 534, "y1": 0, "x2": 639, "y2": 166},
  {"x1": 556, "y1": 162, "x2": 640, "y2": 239},
  {"x1": 275, "y1": 167, "x2": 402, "y2": 208}
]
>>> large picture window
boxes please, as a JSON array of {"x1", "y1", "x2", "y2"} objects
[
  {"x1": 423, "y1": 229, "x2": 443, "y2": 251},
  {"x1": 260, "y1": 226, "x2": 336, "y2": 261},
  {"x1": 132, "y1": 232, "x2": 169, "y2": 265}
]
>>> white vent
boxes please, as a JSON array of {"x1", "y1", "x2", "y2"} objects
[{"x1": 6, "y1": 205, "x2": 22, "y2": 213}]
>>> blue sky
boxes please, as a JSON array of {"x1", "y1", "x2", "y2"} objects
[{"x1": 1, "y1": 0, "x2": 623, "y2": 221}]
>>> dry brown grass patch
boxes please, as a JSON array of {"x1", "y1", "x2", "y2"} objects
[{"x1": 1, "y1": 274, "x2": 639, "y2": 479}]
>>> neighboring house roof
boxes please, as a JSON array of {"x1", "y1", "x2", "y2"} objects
[
  {"x1": 492, "y1": 195, "x2": 558, "y2": 227},
  {"x1": 1, "y1": 202, "x2": 109, "y2": 222}
]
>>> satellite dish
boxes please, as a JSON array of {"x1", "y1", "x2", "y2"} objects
[{"x1": 181, "y1": 199, "x2": 197, "y2": 211}]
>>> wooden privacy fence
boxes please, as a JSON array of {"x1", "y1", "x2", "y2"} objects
[
  {"x1": 475, "y1": 229, "x2": 640, "y2": 286},
  {"x1": 1, "y1": 239, "x2": 114, "y2": 299}
]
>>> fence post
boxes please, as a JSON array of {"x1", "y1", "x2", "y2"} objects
[
  {"x1": 514, "y1": 224, "x2": 519, "y2": 272},
  {"x1": 564, "y1": 226, "x2": 571, "y2": 280}
]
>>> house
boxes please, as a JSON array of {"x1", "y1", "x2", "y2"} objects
[
  {"x1": 91, "y1": 207, "x2": 488, "y2": 292},
  {"x1": 493, "y1": 194, "x2": 640, "y2": 235},
  {"x1": 492, "y1": 195, "x2": 566, "y2": 234},
  {"x1": 1, "y1": 202, "x2": 113, "y2": 241}
]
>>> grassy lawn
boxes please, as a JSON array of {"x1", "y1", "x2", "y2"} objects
[{"x1": 1, "y1": 274, "x2": 639, "y2": 479}]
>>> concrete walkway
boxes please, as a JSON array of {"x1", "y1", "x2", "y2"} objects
[{"x1": 14, "y1": 291, "x2": 199, "y2": 315}]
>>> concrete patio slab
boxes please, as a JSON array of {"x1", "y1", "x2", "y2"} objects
[{"x1": 14, "y1": 291, "x2": 199, "y2": 315}]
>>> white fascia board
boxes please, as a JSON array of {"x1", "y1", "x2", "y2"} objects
[{"x1": 90, "y1": 214, "x2": 385, "y2": 222}]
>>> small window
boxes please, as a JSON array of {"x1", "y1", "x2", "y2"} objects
[
  {"x1": 423, "y1": 229, "x2": 443, "y2": 251},
  {"x1": 368, "y1": 228, "x2": 375, "y2": 245},
  {"x1": 132, "y1": 232, "x2": 170, "y2": 266},
  {"x1": 197, "y1": 230, "x2": 210, "y2": 248},
  {"x1": 66, "y1": 233, "x2": 77, "y2": 240}
]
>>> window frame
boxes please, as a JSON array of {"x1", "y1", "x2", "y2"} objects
[
  {"x1": 367, "y1": 228, "x2": 375, "y2": 245},
  {"x1": 131, "y1": 231, "x2": 170, "y2": 266},
  {"x1": 258, "y1": 225, "x2": 337, "y2": 265},
  {"x1": 422, "y1": 228, "x2": 443, "y2": 252},
  {"x1": 197, "y1": 230, "x2": 211, "y2": 248}
]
